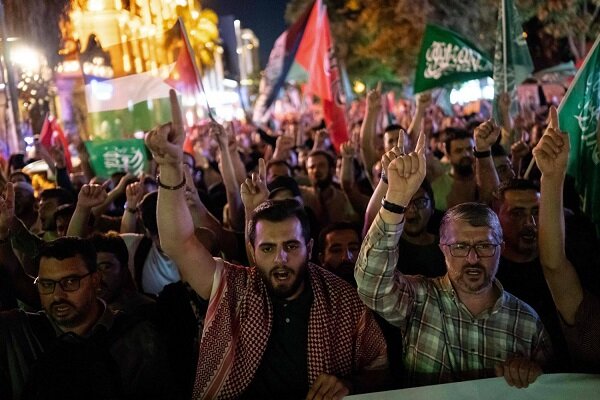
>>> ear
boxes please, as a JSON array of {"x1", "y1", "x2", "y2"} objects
[{"x1": 307, "y1": 238, "x2": 314, "y2": 259}]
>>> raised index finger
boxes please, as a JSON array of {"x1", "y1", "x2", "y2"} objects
[
  {"x1": 397, "y1": 129, "x2": 405, "y2": 154},
  {"x1": 548, "y1": 105, "x2": 559, "y2": 130},
  {"x1": 258, "y1": 158, "x2": 266, "y2": 182},
  {"x1": 169, "y1": 89, "x2": 184, "y2": 135}
]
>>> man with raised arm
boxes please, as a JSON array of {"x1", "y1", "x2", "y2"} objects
[
  {"x1": 533, "y1": 107, "x2": 599, "y2": 372},
  {"x1": 355, "y1": 131, "x2": 553, "y2": 388},
  {"x1": 145, "y1": 91, "x2": 387, "y2": 400}
]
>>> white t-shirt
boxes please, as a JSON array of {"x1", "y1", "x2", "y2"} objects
[{"x1": 121, "y1": 234, "x2": 181, "y2": 296}]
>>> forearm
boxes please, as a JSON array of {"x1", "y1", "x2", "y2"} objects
[
  {"x1": 158, "y1": 165, "x2": 196, "y2": 252},
  {"x1": 360, "y1": 112, "x2": 379, "y2": 183},
  {"x1": 55, "y1": 167, "x2": 74, "y2": 192},
  {"x1": 362, "y1": 180, "x2": 387, "y2": 236},
  {"x1": 539, "y1": 175, "x2": 583, "y2": 324},
  {"x1": 9, "y1": 217, "x2": 43, "y2": 276},
  {"x1": 407, "y1": 107, "x2": 426, "y2": 152},
  {"x1": 67, "y1": 206, "x2": 93, "y2": 237},
  {"x1": 120, "y1": 209, "x2": 138, "y2": 234},
  {"x1": 230, "y1": 149, "x2": 248, "y2": 185},
  {"x1": 475, "y1": 155, "x2": 500, "y2": 205},
  {"x1": 355, "y1": 211, "x2": 407, "y2": 326}
]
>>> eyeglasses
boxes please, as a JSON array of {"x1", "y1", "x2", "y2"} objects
[
  {"x1": 442, "y1": 243, "x2": 500, "y2": 258},
  {"x1": 407, "y1": 197, "x2": 430, "y2": 210},
  {"x1": 34, "y1": 272, "x2": 93, "y2": 295}
]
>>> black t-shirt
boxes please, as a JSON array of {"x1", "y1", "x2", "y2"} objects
[
  {"x1": 396, "y1": 237, "x2": 446, "y2": 278},
  {"x1": 497, "y1": 256, "x2": 570, "y2": 369},
  {"x1": 241, "y1": 283, "x2": 313, "y2": 400}
]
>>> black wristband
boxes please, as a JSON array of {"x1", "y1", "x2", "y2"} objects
[
  {"x1": 381, "y1": 198, "x2": 406, "y2": 214},
  {"x1": 473, "y1": 148, "x2": 491, "y2": 158},
  {"x1": 157, "y1": 175, "x2": 186, "y2": 190}
]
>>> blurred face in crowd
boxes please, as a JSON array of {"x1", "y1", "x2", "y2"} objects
[
  {"x1": 96, "y1": 251, "x2": 125, "y2": 303},
  {"x1": 306, "y1": 154, "x2": 332, "y2": 188},
  {"x1": 383, "y1": 129, "x2": 400, "y2": 153},
  {"x1": 267, "y1": 163, "x2": 292, "y2": 183},
  {"x1": 448, "y1": 138, "x2": 474, "y2": 177},
  {"x1": 13, "y1": 182, "x2": 35, "y2": 218},
  {"x1": 441, "y1": 220, "x2": 503, "y2": 296},
  {"x1": 55, "y1": 215, "x2": 71, "y2": 238},
  {"x1": 252, "y1": 217, "x2": 312, "y2": 300},
  {"x1": 38, "y1": 196, "x2": 60, "y2": 231},
  {"x1": 493, "y1": 155, "x2": 515, "y2": 183},
  {"x1": 319, "y1": 229, "x2": 361, "y2": 284},
  {"x1": 37, "y1": 255, "x2": 101, "y2": 334},
  {"x1": 403, "y1": 188, "x2": 433, "y2": 238},
  {"x1": 498, "y1": 189, "x2": 539, "y2": 261}
]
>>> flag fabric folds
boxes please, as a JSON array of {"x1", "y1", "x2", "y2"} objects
[
  {"x1": 413, "y1": 24, "x2": 493, "y2": 94},
  {"x1": 83, "y1": 19, "x2": 202, "y2": 141},
  {"x1": 492, "y1": 0, "x2": 534, "y2": 120},
  {"x1": 558, "y1": 35, "x2": 600, "y2": 230},
  {"x1": 39, "y1": 115, "x2": 73, "y2": 171},
  {"x1": 253, "y1": 0, "x2": 349, "y2": 151}
]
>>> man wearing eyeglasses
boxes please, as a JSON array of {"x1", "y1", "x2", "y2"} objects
[
  {"x1": 0, "y1": 236, "x2": 173, "y2": 399},
  {"x1": 355, "y1": 131, "x2": 553, "y2": 389}
]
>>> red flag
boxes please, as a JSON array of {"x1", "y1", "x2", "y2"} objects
[
  {"x1": 39, "y1": 115, "x2": 72, "y2": 171},
  {"x1": 295, "y1": 0, "x2": 348, "y2": 151}
]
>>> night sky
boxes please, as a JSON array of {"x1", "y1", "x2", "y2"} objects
[{"x1": 202, "y1": 0, "x2": 290, "y2": 68}]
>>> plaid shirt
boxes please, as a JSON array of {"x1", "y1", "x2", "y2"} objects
[{"x1": 355, "y1": 212, "x2": 554, "y2": 387}]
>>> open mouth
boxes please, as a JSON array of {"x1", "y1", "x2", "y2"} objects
[
  {"x1": 464, "y1": 267, "x2": 484, "y2": 277},
  {"x1": 520, "y1": 232, "x2": 537, "y2": 242},
  {"x1": 52, "y1": 304, "x2": 72, "y2": 315},
  {"x1": 272, "y1": 269, "x2": 292, "y2": 282}
]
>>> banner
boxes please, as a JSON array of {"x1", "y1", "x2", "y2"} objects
[
  {"x1": 39, "y1": 115, "x2": 73, "y2": 171},
  {"x1": 492, "y1": 0, "x2": 534, "y2": 120},
  {"x1": 413, "y1": 24, "x2": 493, "y2": 94},
  {"x1": 559, "y1": 35, "x2": 600, "y2": 228},
  {"x1": 85, "y1": 139, "x2": 148, "y2": 178},
  {"x1": 84, "y1": 19, "x2": 203, "y2": 140},
  {"x1": 347, "y1": 374, "x2": 600, "y2": 400}
]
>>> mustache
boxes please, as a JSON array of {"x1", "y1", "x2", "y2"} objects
[{"x1": 50, "y1": 300, "x2": 75, "y2": 308}]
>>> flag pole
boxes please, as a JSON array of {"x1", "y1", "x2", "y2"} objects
[
  {"x1": 502, "y1": 0, "x2": 508, "y2": 93},
  {"x1": 178, "y1": 17, "x2": 216, "y2": 121},
  {"x1": 523, "y1": 33, "x2": 600, "y2": 179}
]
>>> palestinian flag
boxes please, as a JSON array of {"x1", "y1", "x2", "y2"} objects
[
  {"x1": 253, "y1": 0, "x2": 349, "y2": 151},
  {"x1": 84, "y1": 19, "x2": 202, "y2": 140}
]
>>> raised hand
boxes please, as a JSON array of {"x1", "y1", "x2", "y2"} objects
[
  {"x1": 114, "y1": 173, "x2": 136, "y2": 195},
  {"x1": 498, "y1": 92, "x2": 511, "y2": 115},
  {"x1": 532, "y1": 106, "x2": 569, "y2": 178},
  {"x1": 495, "y1": 357, "x2": 542, "y2": 389},
  {"x1": 145, "y1": 90, "x2": 185, "y2": 166},
  {"x1": 381, "y1": 128, "x2": 405, "y2": 180},
  {"x1": 313, "y1": 129, "x2": 329, "y2": 150},
  {"x1": 474, "y1": 119, "x2": 501, "y2": 151},
  {"x1": 125, "y1": 179, "x2": 144, "y2": 210},
  {"x1": 209, "y1": 120, "x2": 229, "y2": 150},
  {"x1": 50, "y1": 141, "x2": 67, "y2": 169},
  {"x1": 240, "y1": 158, "x2": 269, "y2": 213},
  {"x1": 0, "y1": 183, "x2": 15, "y2": 238},
  {"x1": 416, "y1": 91, "x2": 432, "y2": 110},
  {"x1": 77, "y1": 183, "x2": 108, "y2": 210},
  {"x1": 366, "y1": 81, "x2": 382, "y2": 113},
  {"x1": 386, "y1": 130, "x2": 426, "y2": 206},
  {"x1": 511, "y1": 131, "x2": 531, "y2": 160},
  {"x1": 306, "y1": 373, "x2": 351, "y2": 400},
  {"x1": 340, "y1": 140, "x2": 356, "y2": 159}
]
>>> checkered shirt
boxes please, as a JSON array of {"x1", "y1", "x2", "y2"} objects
[{"x1": 355, "y1": 211, "x2": 554, "y2": 387}]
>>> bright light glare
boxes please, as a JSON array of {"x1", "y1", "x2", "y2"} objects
[
  {"x1": 450, "y1": 78, "x2": 494, "y2": 105},
  {"x1": 11, "y1": 47, "x2": 41, "y2": 71}
]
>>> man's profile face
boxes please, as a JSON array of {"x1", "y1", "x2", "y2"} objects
[
  {"x1": 252, "y1": 217, "x2": 312, "y2": 300},
  {"x1": 38, "y1": 255, "x2": 100, "y2": 331},
  {"x1": 267, "y1": 164, "x2": 291, "y2": 183},
  {"x1": 96, "y1": 252, "x2": 124, "y2": 303},
  {"x1": 319, "y1": 229, "x2": 361, "y2": 283},
  {"x1": 440, "y1": 220, "x2": 502, "y2": 296},
  {"x1": 498, "y1": 189, "x2": 539, "y2": 257},
  {"x1": 493, "y1": 156, "x2": 515, "y2": 183},
  {"x1": 404, "y1": 188, "x2": 433, "y2": 237},
  {"x1": 448, "y1": 138, "x2": 474, "y2": 176},
  {"x1": 383, "y1": 130, "x2": 400, "y2": 153},
  {"x1": 306, "y1": 154, "x2": 331, "y2": 187}
]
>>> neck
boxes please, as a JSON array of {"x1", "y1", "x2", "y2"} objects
[
  {"x1": 454, "y1": 283, "x2": 499, "y2": 317},
  {"x1": 402, "y1": 231, "x2": 435, "y2": 246}
]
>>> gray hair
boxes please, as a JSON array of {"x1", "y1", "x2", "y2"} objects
[{"x1": 440, "y1": 202, "x2": 503, "y2": 244}]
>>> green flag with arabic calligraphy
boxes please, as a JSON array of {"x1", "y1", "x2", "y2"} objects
[
  {"x1": 85, "y1": 139, "x2": 148, "y2": 179},
  {"x1": 414, "y1": 24, "x2": 493, "y2": 94},
  {"x1": 559, "y1": 36, "x2": 600, "y2": 229}
]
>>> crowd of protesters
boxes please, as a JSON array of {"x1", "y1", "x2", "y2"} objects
[{"x1": 0, "y1": 83, "x2": 598, "y2": 400}]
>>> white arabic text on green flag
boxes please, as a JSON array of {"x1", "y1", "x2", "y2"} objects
[
  {"x1": 413, "y1": 24, "x2": 493, "y2": 94},
  {"x1": 492, "y1": 0, "x2": 533, "y2": 121},
  {"x1": 558, "y1": 35, "x2": 600, "y2": 230},
  {"x1": 85, "y1": 139, "x2": 148, "y2": 179}
]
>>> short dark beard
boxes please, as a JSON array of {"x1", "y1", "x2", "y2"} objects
[
  {"x1": 260, "y1": 264, "x2": 308, "y2": 299},
  {"x1": 454, "y1": 162, "x2": 473, "y2": 177},
  {"x1": 315, "y1": 174, "x2": 333, "y2": 190}
]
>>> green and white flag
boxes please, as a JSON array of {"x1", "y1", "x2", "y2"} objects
[
  {"x1": 559, "y1": 35, "x2": 600, "y2": 228},
  {"x1": 85, "y1": 139, "x2": 148, "y2": 179},
  {"x1": 84, "y1": 19, "x2": 203, "y2": 140},
  {"x1": 413, "y1": 24, "x2": 493, "y2": 94},
  {"x1": 492, "y1": 0, "x2": 533, "y2": 120}
]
